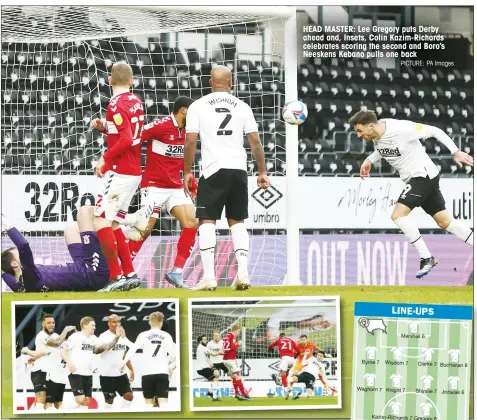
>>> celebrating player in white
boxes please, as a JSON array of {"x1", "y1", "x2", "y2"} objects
[
  {"x1": 98, "y1": 314, "x2": 135, "y2": 409},
  {"x1": 184, "y1": 65, "x2": 270, "y2": 291},
  {"x1": 121, "y1": 312, "x2": 176, "y2": 409},
  {"x1": 292, "y1": 351, "x2": 335, "y2": 399},
  {"x1": 350, "y1": 110, "x2": 473, "y2": 278},
  {"x1": 25, "y1": 314, "x2": 75, "y2": 411},
  {"x1": 60, "y1": 317, "x2": 122, "y2": 410}
]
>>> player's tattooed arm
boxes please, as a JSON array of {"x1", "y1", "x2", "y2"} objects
[
  {"x1": 47, "y1": 326, "x2": 76, "y2": 347},
  {"x1": 95, "y1": 326, "x2": 123, "y2": 353}
]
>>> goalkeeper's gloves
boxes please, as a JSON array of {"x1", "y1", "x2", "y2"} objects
[{"x1": 1, "y1": 214, "x2": 12, "y2": 232}]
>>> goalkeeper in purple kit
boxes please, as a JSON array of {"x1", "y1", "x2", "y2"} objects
[{"x1": 1, "y1": 207, "x2": 115, "y2": 292}]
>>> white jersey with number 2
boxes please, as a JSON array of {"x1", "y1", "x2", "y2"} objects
[{"x1": 186, "y1": 91, "x2": 258, "y2": 178}]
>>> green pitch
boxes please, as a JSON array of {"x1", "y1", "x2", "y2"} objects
[
  {"x1": 193, "y1": 396, "x2": 338, "y2": 407},
  {"x1": 1, "y1": 286, "x2": 473, "y2": 418}
]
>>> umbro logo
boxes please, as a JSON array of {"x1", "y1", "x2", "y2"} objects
[{"x1": 252, "y1": 186, "x2": 283, "y2": 209}]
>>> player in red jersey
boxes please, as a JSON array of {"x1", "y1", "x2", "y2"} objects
[
  {"x1": 268, "y1": 333, "x2": 300, "y2": 388},
  {"x1": 222, "y1": 325, "x2": 250, "y2": 401},
  {"x1": 90, "y1": 63, "x2": 144, "y2": 292},
  {"x1": 121, "y1": 97, "x2": 198, "y2": 288}
]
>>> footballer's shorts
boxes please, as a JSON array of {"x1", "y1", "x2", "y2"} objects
[
  {"x1": 31, "y1": 370, "x2": 47, "y2": 394},
  {"x1": 141, "y1": 373, "x2": 169, "y2": 399},
  {"x1": 196, "y1": 169, "x2": 248, "y2": 221},
  {"x1": 46, "y1": 380, "x2": 66, "y2": 403},
  {"x1": 100, "y1": 374, "x2": 132, "y2": 399},
  {"x1": 279, "y1": 356, "x2": 296, "y2": 372},
  {"x1": 140, "y1": 186, "x2": 193, "y2": 217},
  {"x1": 68, "y1": 374, "x2": 93, "y2": 397},
  {"x1": 94, "y1": 171, "x2": 141, "y2": 222},
  {"x1": 197, "y1": 367, "x2": 216, "y2": 381},
  {"x1": 213, "y1": 362, "x2": 228, "y2": 375},
  {"x1": 397, "y1": 175, "x2": 446, "y2": 216},
  {"x1": 223, "y1": 359, "x2": 241, "y2": 374},
  {"x1": 296, "y1": 372, "x2": 316, "y2": 390},
  {"x1": 67, "y1": 232, "x2": 110, "y2": 289}
]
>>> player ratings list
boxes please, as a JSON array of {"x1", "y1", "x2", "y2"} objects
[{"x1": 351, "y1": 302, "x2": 472, "y2": 420}]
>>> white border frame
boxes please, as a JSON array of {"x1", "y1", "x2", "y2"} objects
[
  {"x1": 11, "y1": 298, "x2": 181, "y2": 415},
  {"x1": 188, "y1": 296, "x2": 342, "y2": 412}
]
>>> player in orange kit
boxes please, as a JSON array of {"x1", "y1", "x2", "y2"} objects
[{"x1": 285, "y1": 334, "x2": 322, "y2": 399}]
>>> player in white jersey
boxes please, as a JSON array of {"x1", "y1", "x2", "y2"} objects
[
  {"x1": 196, "y1": 334, "x2": 220, "y2": 401},
  {"x1": 23, "y1": 313, "x2": 75, "y2": 411},
  {"x1": 98, "y1": 314, "x2": 135, "y2": 409},
  {"x1": 121, "y1": 311, "x2": 176, "y2": 408},
  {"x1": 60, "y1": 316, "x2": 122, "y2": 410},
  {"x1": 184, "y1": 65, "x2": 271, "y2": 291},
  {"x1": 350, "y1": 110, "x2": 474, "y2": 278}
]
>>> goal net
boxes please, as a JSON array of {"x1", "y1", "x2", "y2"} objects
[
  {"x1": 190, "y1": 299, "x2": 340, "y2": 399},
  {"x1": 1, "y1": 6, "x2": 298, "y2": 289}
]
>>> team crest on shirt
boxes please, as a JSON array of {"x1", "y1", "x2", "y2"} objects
[
  {"x1": 113, "y1": 113, "x2": 123, "y2": 126},
  {"x1": 170, "y1": 135, "x2": 174, "y2": 140}
]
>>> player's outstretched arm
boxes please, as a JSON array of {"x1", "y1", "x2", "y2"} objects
[
  {"x1": 267, "y1": 338, "x2": 279, "y2": 350},
  {"x1": 121, "y1": 335, "x2": 142, "y2": 370},
  {"x1": 421, "y1": 124, "x2": 473, "y2": 167},
  {"x1": 95, "y1": 326, "x2": 122, "y2": 354},
  {"x1": 47, "y1": 326, "x2": 76, "y2": 347},
  {"x1": 90, "y1": 118, "x2": 107, "y2": 133},
  {"x1": 360, "y1": 153, "x2": 378, "y2": 179},
  {"x1": 21, "y1": 347, "x2": 47, "y2": 359}
]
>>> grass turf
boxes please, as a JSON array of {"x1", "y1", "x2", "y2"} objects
[
  {"x1": 193, "y1": 396, "x2": 339, "y2": 407},
  {"x1": 1, "y1": 286, "x2": 473, "y2": 418}
]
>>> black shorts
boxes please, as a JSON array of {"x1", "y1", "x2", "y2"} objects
[
  {"x1": 46, "y1": 380, "x2": 66, "y2": 403},
  {"x1": 68, "y1": 374, "x2": 93, "y2": 397},
  {"x1": 197, "y1": 367, "x2": 216, "y2": 381},
  {"x1": 100, "y1": 374, "x2": 132, "y2": 400},
  {"x1": 397, "y1": 175, "x2": 446, "y2": 216},
  {"x1": 196, "y1": 169, "x2": 248, "y2": 221},
  {"x1": 297, "y1": 372, "x2": 316, "y2": 390},
  {"x1": 142, "y1": 373, "x2": 169, "y2": 399},
  {"x1": 31, "y1": 370, "x2": 47, "y2": 394},
  {"x1": 213, "y1": 362, "x2": 228, "y2": 375}
]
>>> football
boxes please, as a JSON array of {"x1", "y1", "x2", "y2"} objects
[{"x1": 282, "y1": 100, "x2": 308, "y2": 125}]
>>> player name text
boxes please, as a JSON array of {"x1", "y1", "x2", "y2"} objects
[
  {"x1": 416, "y1": 388, "x2": 435, "y2": 394},
  {"x1": 356, "y1": 387, "x2": 381, "y2": 392},
  {"x1": 385, "y1": 360, "x2": 405, "y2": 365}
]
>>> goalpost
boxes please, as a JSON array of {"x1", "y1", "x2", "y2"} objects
[
  {"x1": 1, "y1": 6, "x2": 299, "y2": 288},
  {"x1": 190, "y1": 300, "x2": 340, "y2": 398}
]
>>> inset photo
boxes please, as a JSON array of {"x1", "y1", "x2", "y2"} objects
[
  {"x1": 189, "y1": 297, "x2": 341, "y2": 411},
  {"x1": 12, "y1": 299, "x2": 180, "y2": 414}
]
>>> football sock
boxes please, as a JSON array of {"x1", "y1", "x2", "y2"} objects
[
  {"x1": 211, "y1": 381, "x2": 218, "y2": 399},
  {"x1": 78, "y1": 405, "x2": 89, "y2": 411},
  {"x1": 114, "y1": 228, "x2": 136, "y2": 277},
  {"x1": 231, "y1": 378, "x2": 240, "y2": 395},
  {"x1": 97, "y1": 227, "x2": 122, "y2": 279},
  {"x1": 281, "y1": 373, "x2": 288, "y2": 387},
  {"x1": 393, "y1": 216, "x2": 432, "y2": 259},
  {"x1": 128, "y1": 237, "x2": 145, "y2": 260},
  {"x1": 300, "y1": 392, "x2": 309, "y2": 398},
  {"x1": 123, "y1": 213, "x2": 137, "y2": 227},
  {"x1": 199, "y1": 223, "x2": 216, "y2": 280},
  {"x1": 31, "y1": 403, "x2": 45, "y2": 411},
  {"x1": 230, "y1": 223, "x2": 249, "y2": 279},
  {"x1": 120, "y1": 399, "x2": 132, "y2": 409},
  {"x1": 446, "y1": 219, "x2": 474, "y2": 246},
  {"x1": 174, "y1": 227, "x2": 197, "y2": 269},
  {"x1": 237, "y1": 379, "x2": 248, "y2": 397},
  {"x1": 104, "y1": 402, "x2": 113, "y2": 409}
]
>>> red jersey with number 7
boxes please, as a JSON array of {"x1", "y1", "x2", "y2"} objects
[
  {"x1": 140, "y1": 113, "x2": 185, "y2": 189},
  {"x1": 223, "y1": 332, "x2": 240, "y2": 360},
  {"x1": 104, "y1": 91, "x2": 144, "y2": 176},
  {"x1": 268, "y1": 336, "x2": 300, "y2": 358}
]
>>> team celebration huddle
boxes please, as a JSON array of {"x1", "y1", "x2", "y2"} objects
[{"x1": 18, "y1": 309, "x2": 178, "y2": 412}]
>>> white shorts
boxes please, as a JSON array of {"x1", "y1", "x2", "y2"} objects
[
  {"x1": 223, "y1": 359, "x2": 241, "y2": 374},
  {"x1": 140, "y1": 186, "x2": 193, "y2": 217},
  {"x1": 94, "y1": 171, "x2": 141, "y2": 222},
  {"x1": 279, "y1": 356, "x2": 296, "y2": 372}
]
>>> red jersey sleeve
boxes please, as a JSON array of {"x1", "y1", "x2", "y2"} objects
[
  {"x1": 141, "y1": 119, "x2": 166, "y2": 143},
  {"x1": 292, "y1": 340, "x2": 300, "y2": 355},
  {"x1": 268, "y1": 338, "x2": 279, "y2": 351},
  {"x1": 103, "y1": 105, "x2": 133, "y2": 162}
]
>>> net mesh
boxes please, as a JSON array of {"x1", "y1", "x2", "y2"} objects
[
  {"x1": 191, "y1": 299, "x2": 339, "y2": 396},
  {"x1": 1, "y1": 5, "x2": 288, "y2": 289}
]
